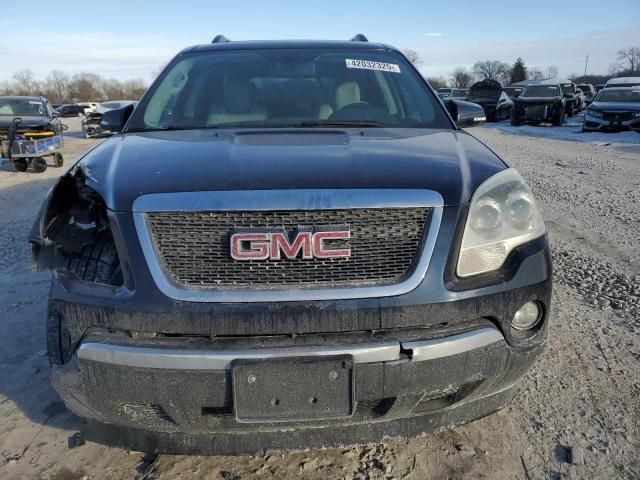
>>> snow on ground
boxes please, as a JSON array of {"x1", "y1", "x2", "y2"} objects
[{"x1": 482, "y1": 112, "x2": 640, "y2": 150}]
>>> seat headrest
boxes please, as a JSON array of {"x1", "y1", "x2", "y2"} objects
[
  {"x1": 224, "y1": 73, "x2": 253, "y2": 113},
  {"x1": 335, "y1": 82, "x2": 361, "y2": 110}
]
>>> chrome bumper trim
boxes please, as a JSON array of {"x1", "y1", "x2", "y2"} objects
[
  {"x1": 401, "y1": 328, "x2": 503, "y2": 361},
  {"x1": 78, "y1": 341, "x2": 401, "y2": 370},
  {"x1": 77, "y1": 328, "x2": 505, "y2": 370}
]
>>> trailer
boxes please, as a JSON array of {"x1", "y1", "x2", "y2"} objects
[{"x1": 1, "y1": 118, "x2": 64, "y2": 173}]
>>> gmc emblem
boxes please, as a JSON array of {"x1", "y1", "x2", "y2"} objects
[{"x1": 230, "y1": 229, "x2": 351, "y2": 261}]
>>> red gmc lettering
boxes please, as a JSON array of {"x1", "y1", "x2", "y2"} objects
[
  {"x1": 312, "y1": 230, "x2": 351, "y2": 258},
  {"x1": 231, "y1": 230, "x2": 350, "y2": 261}
]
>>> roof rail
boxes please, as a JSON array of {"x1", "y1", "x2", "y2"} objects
[
  {"x1": 350, "y1": 34, "x2": 368, "y2": 42},
  {"x1": 211, "y1": 35, "x2": 230, "y2": 43}
]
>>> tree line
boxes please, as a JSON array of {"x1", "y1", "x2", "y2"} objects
[
  {"x1": 0, "y1": 69, "x2": 147, "y2": 104},
  {"x1": 2, "y1": 46, "x2": 639, "y2": 102},
  {"x1": 404, "y1": 45, "x2": 640, "y2": 90}
]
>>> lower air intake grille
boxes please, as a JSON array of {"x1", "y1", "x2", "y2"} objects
[{"x1": 146, "y1": 208, "x2": 431, "y2": 289}]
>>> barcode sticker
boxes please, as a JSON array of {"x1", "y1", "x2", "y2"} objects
[{"x1": 345, "y1": 59, "x2": 401, "y2": 73}]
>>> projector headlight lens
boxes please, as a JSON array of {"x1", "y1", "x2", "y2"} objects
[{"x1": 457, "y1": 168, "x2": 546, "y2": 277}]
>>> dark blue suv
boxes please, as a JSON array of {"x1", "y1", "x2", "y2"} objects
[{"x1": 30, "y1": 35, "x2": 552, "y2": 454}]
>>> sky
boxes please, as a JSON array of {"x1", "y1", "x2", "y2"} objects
[{"x1": 0, "y1": 0, "x2": 638, "y2": 83}]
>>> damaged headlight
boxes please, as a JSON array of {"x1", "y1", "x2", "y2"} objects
[{"x1": 457, "y1": 168, "x2": 546, "y2": 277}]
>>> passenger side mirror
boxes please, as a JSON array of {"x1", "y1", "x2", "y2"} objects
[
  {"x1": 445, "y1": 99, "x2": 486, "y2": 128},
  {"x1": 100, "y1": 104, "x2": 135, "y2": 133},
  {"x1": 52, "y1": 111, "x2": 60, "y2": 118}
]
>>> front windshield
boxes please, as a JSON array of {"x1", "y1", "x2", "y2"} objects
[
  {"x1": 559, "y1": 83, "x2": 575, "y2": 95},
  {"x1": 128, "y1": 49, "x2": 450, "y2": 130},
  {"x1": 521, "y1": 85, "x2": 560, "y2": 98},
  {"x1": 595, "y1": 89, "x2": 640, "y2": 103},
  {"x1": 503, "y1": 87, "x2": 522, "y2": 97},
  {"x1": 0, "y1": 98, "x2": 47, "y2": 116}
]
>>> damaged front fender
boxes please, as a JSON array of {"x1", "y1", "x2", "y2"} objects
[{"x1": 30, "y1": 166, "x2": 123, "y2": 286}]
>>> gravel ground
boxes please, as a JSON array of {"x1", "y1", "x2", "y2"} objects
[{"x1": 0, "y1": 118, "x2": 639, "y2": 480}]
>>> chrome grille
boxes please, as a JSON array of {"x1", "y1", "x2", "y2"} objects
[{"x1": 146, "y1": 208, "x2": 431, "y2": 289}]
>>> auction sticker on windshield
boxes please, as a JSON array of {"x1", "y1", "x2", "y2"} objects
[{"x1": 345, "y1": 59, "x2": 401, "y2": 73}]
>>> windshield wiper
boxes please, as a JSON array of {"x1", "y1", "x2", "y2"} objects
[{"x1": 289, "y1": 120, "x2": 385, "y2": 128}]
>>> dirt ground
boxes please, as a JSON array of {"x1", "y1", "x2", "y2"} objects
[{"x1": 1, "y1": 118, "x2": 638, "y2": 480}]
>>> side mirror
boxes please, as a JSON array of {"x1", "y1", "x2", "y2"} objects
[
  {"x1": 52, "y1": 111, "x2": 61, "y2": 118},
  {"x1": 445, "y1": 99, "x2": 486, "y2": 128},
  {"x1": 100, "y1": 104, "x2": 135, "y2": 133}
]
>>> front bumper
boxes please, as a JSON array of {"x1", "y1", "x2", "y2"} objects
[
  {"x1": 583, "y1": 114, "x2": 640, "y2": 132},
  {"x1": 52, "y1": 321, "x2": 545, "y2": 454}
]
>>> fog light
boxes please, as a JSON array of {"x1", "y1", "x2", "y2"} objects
[{"x1": 511, "y1": 302, "x2": 541, "y2": 331}]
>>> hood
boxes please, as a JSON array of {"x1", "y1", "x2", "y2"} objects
[
  {"x1": 468, "y1": 80, "x2": 502, "y2": 101},
  {"x1": 0, "y1": 115, "x2": 52, "y2": 129},
  {"x1": 76, "y1": 129, "x2": 507, "y2": 211},
  {"x1": 589, "y1": 101, "x2": 640, "y2": 111}
]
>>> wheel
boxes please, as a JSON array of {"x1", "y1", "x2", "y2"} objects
[
  {"x1": 31, "y1": 157, "x2": 48, "y2": 173},
  {"x1": 13, "y1": 158, "x2": 28, "y2": 172},
  {"x1": 510, "y1": 114, "x2": 521, "y2": 126},
  {"x1": 66, "y1": 234, "x2": 121, "y2": 285},
  {"x1": 53, "y1": 153, "x2": 64, "y2": 167},
  {"x1": 566, "y1": 104, "x2": 575, "y2": 117}
]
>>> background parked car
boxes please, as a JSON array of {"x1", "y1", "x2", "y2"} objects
[
  {"x1": 547, "y1": 80, "x2": 579, "y2": 116},
  {"x1": 503, "y1": 85, "x2": 524, "y2": 99},
  {"x1": 582, "y1": 87, "x2": 640, "y2": 133},
  {"x1": 55, "y1": 104, "x2": 86, "y2": 117},
  {"x1": 577, "y1": 84, "x2": 596, "y2": 104},
  {"x1": 447, "y1": 88, "x2": 469, "y2": 100},
  {"x1": 82, "y1": 100, "x2": 137, "y2": 138},
  {"x1": 467, "y1": 79, "x2": 513, "y2": 121},
  {"x1": 436, "y1": 87, "x2": 452, "y2": 99},
  {"x1": 603, "y1": 77, "x2": 640, "y2": 88},
  {"x1": 511, "y1": 84, "x2": 565, "y2": 126},
  {"x1": 575, "y1": 89, "x2": 586, "y2": 111},
  {"x1": 77, "y1": 102, "x2": 98, "y2": 113}
]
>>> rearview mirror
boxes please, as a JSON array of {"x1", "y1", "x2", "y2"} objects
[
  {"x1": 445, "y1": 99, "x2": 486, "y2": 128},
  {"x1": 100, "y1": 104, "x2": 135, "y2": 134}
]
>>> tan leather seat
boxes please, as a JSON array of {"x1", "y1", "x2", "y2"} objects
[
  {"x1": 208, "y1": 73, "x2": 267, "y2": 125},
  {"x1": 317, "y1": 81, "x2": 361, "y2": 120}
]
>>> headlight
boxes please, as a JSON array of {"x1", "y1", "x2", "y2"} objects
[
  {"x1": 587, "y1": 109, "x2": 603, "y2": 118},
  {"x1": 633, "y1": 111, "x2": 640, "y2": 118},
  {"x1": 457, "y1": 168, "x2": 546, "y2": 277}
]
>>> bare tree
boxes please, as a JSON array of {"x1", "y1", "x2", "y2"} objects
[
  {"x1": 12, "y1": 69, "x2": 39, "y2": 95},
  {"x1": 402, "y1": 49, "x2": 422, "y2": 66},
  {"x1": 425, "y1": 76, "x2": 447, "y2": 90},
  {"x1": 450, "y1": 67, "x2": 474, "y2": 88},
  {"x1": 472, "y1": 60, "x2": 511, "y2": 85},
  {"x1": 529, "y1": 67, "x2": 545, "y2": 80},
  {"x1": 545, "y1": 65, "x2": 558, "y2": 79},
  {"x1": 615, "y1": 46, "x2": 640, "y2": 74},
  {"x1": 45, "y1": 70, "x2": 70, "y2": 103}
]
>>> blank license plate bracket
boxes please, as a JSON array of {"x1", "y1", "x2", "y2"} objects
[{"x1": 232, "y1": 355, "x2": 354, "y2": 423}]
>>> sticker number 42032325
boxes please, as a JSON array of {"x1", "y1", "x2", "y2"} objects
[{"x1": 345, "y1": 59, "x2": 401, "y2": 73}]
